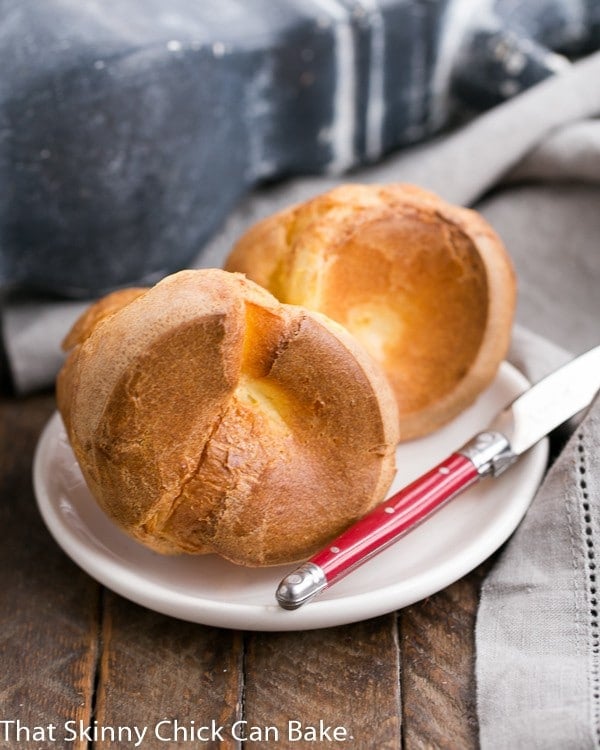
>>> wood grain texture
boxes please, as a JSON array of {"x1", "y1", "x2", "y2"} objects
[
  {"x1": 94, "y1": 592, "x2": 244, "y2": 749},
  {"x1": 399, "y1": 564, "x2": 491, "y2": 749},
  {"x1": 0, "y1": 394, "x2": 98, "y2": 750},
  {"x1": 243, "y1": 614, "x2": 401, "y2": 749},
  {"x1": 0, "y1": 391, "x2": 486, "y2": 749}
]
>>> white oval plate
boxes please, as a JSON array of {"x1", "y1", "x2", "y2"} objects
[{"x1": 34, "y1": 362, "x2": 547, "y2": 631}]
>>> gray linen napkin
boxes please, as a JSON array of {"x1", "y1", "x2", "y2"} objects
[
  {"x1": 4, "y1": 51, "x2": 600, "y2": 388},
  {"x1": 477, "y1": 329, "x2": 600, "y2": 749},
  {"x1": 2, "y1": 48, "x2": 600, "y2": 748}
]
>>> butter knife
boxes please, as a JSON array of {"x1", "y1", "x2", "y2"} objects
[{"x1": 276, "y1": 345, "x2": 600, "y2": 610}]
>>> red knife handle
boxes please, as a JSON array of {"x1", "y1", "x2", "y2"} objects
[
  {"x1": 276, "y1": 431, "x2": 515, "y2": 609},
  {"x1": 276, "y1": 452, "x2": 483, "y2": 609},
  {"x1": 311, "y1": 452, "x2": 479, "y2": 582}
]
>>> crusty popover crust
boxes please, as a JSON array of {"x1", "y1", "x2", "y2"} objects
[
  {"x1": 57, "y1": 269, "x2": 399, "y2": 566},
  {"x1": 226, "y1": 183, "x2": 516, "y2": 440}
]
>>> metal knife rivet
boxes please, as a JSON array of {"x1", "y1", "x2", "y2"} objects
[
  {"x1": 330, "y1": 546, "x2": 340, "y2": 553},
  {"x1": 439, "y1": 466, "x2": 450, "y2": 475},
  {"x1": 384, "y1": 507, "x2": 395, "y2": 514},
  {"x1": 476, "y1": 432, "x2": 494, "y2": 448}
]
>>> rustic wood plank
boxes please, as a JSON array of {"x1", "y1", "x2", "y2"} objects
[
  {"x1": 0, "y1": 394, "x2": 99, "y2": 750},
  {"x1": 0, "y1": 388, "x2": 487, "y2": 750},
  {"x1": 399, "y1": 564, "x2": 491, "y2": 749},
  {"x1": 94, "y1": 591, "x2": 244, "y2": 749},
  {"x1": 243, "y1": 614, "x2": 401, "y2": 749}
]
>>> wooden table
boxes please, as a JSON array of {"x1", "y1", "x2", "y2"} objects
[{"x1": 1, "y1": 391, "x2": 490, "y2": 749}]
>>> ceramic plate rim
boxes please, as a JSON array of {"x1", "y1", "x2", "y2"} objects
[{"x1": 33, "y1": 362, "x2": 548, "y2": 631}]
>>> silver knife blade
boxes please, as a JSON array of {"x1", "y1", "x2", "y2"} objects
[{"x1": 490, "y1": 345, "x2": 600, "y2": 457}]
